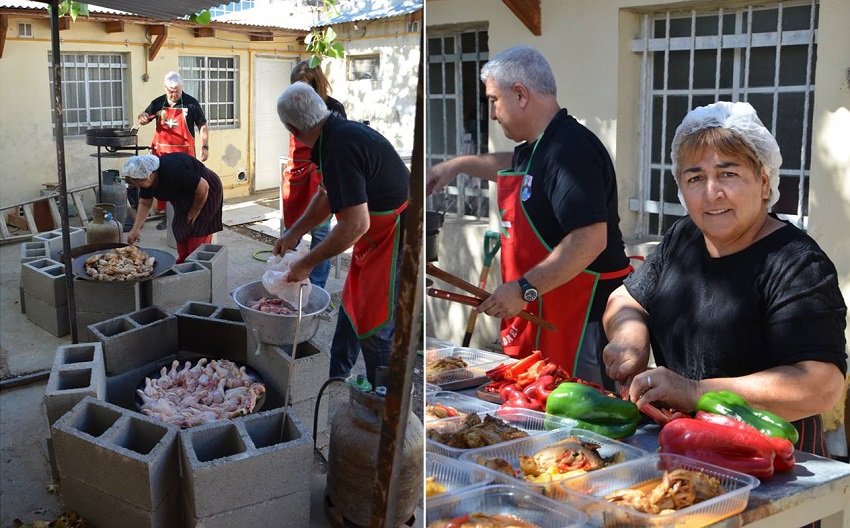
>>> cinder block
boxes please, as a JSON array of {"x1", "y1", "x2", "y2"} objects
[
  {"x1": 46, "y1": 436, "x2": 59, "y2": 482},
  {"x1": 175, "y1": 302, "x2": 247, "y2": 363},
  {"x1": 251, "y1": 342, "x2": 329, "y2": 405},
  {"x1": 20, "y1": 284, "x2": 25, "y2": 313},
  {"x1": 51, "y1": 397, "x2": 180, "y2": 510},
  {"x1": 212, "y1": 275, "x2": 230, "y2": 304},
  {"x1": 74, "y1": 277, "x2": 143, "y2": 314},
  {"x1": 180, "y1": 407, "x2": 311, "y2": 518},
  {"x1": 60, "y1": 474, "x2": 181, "y2": 528},
  {"x1": 186, "y1": 244, "x2": 228, "y2": 301},
  {"x1": 184, "y1": 489, "x2": 310, "y2": 528},
  {"x1": 44, "y1": 343, "x2": 106, "y2": 425},
  {"x1": 89, "y1": 306, "x2": 178, "y2": 376},
  {"x1": 75, "y1": 311, "x2": 117, "y2": 342},
  {"x1": 21, "y1": 240, "x2": 50, "y2": 263},
  {"x1": 21, "y1": 258, "x2": 67, "y2": 307},
  {"x1": 290, "y1": 396, "x2": 328, "y2": 442},
  {"x1": 33, "y1": 227, "x2": 85, "y2": 260},
  {"x1": 145, "y1": 262, "x2": 211, "y2": 313},
  {"x1": 24, "y1": 293, "x2": 69, "y2": 337}
]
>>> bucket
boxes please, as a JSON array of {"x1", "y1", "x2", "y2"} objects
[
  {"x1": 325, "y1": 385, "x2": 423, "y2": 527},
  {"x1": 100, "y1": 170, "x2": 128, "y2": 226},
  {"x1": 86, "y1": 203, "x2": 123, "y2": 245}
]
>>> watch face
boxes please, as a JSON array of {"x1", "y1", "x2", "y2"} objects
[{"x1": 523, "y1": 288, "x2": 538, "y2": 302}]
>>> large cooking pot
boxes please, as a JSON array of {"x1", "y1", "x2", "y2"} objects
[
  {"x1": 86, "y1": 126, "x2": 138, "y2": 148},
  {"x1": 425, "y1": 210, "x2": 444, "y2": 262},
  {"x1": 232, "y1": 280, "x2": 330, "y2": 346},
  {"x1": 72, "y1": 246, "x2": 175, "y2": 282}
]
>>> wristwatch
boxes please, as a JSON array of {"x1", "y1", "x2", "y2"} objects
[{"x1": 517, "y1": 277, "x2": 539, "y2": 302}]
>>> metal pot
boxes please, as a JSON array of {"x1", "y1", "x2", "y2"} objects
[
  {"x1": 425, "y1": 210, "x2": 444, "y2": 262},
  {"x1": 231, "y1": 280, "x2": 330, "y2": 346},
  {"x1": 86, "y1": 126, "x2": 138, "y2": 148}
]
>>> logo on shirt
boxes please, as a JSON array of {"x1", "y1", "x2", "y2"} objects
[{"x1": 520, "y1": 174, "x2": 533, "y2": 201}]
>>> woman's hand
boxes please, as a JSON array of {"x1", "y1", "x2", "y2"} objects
[
  {"x1": 629, "y1": 367, "x2": 701, "y2": 414},
  {"x1": 127, "y1": 227, "x2": 141, "y2": 245},
  {"x1": 187, "y1": 209, "x2": 200, "y2": 225},
  {"x1": 602, "y1": 333, "x2": 651, "y2": 385}
]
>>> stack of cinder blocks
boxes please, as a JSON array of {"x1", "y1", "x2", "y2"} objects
[
  {"x1": 19, "y1": 240, "x2": 50, "y2": 313},
  {"x1": 143, "y1": 263, "x2": 211, "y2": 313},
  {"x1": 21, "y1": 257, "x2": 69, "y2": 337},
  {"x1": 186, "y1": 244, "x2": 229, "y2": 304},
  {"x1": 75, "y1": 279, "x2": 146, "y2": 342},
  {"x1": 33, "y1": 226, "x2": 86, "y2": 260}
]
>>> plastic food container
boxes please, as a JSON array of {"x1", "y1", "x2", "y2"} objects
[
  {"x1": 458, "y1": 427, "x2": 650, "y2": 498},
  {"x1": 426, "y1": 408, "x2": 578, "y2": 458},
  {"x1": 557, "y1": 453, "x2": 759, "y2": 527},
  {"x1": 425, "y1": 336, "x2": 458, "y2": 352},
  {"x1": 425, "y1": 346, "x2": 517, "y2": 390},
  {"x1": 425, "y1": 391, "x2": 499, "y2": 422},
  {"x1": 425, "y1": 382, "x2": 442, "y2": 394},
  {"x1": 425, "y1": 452, "x2": 493, "y2": 499},
  {"x1": 426, "y1": 484, "x2": 587, "y2": 528}
]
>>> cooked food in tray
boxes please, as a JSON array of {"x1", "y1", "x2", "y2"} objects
[
  {"x1": 425, "y1": 475, "x2": 447, "y2": 498},
  {"x1": 136, "y1": 358, "x2": 266, "y2": 428},
  {"x1": 85, "y1": 245, "x2": 155, "y2": 281},
  {"x1": 604, "y1": 468, "x2": 724, "y2": 515},
  {"x1": 476, "y1": 437, "x2": 626, "y2": 484},
  {"x1": 427, "y1": 513, "x2": 541, "y2": 528},
  {"x1": 247, "y1": 296, "x2": 297, "y2": 315},
  {"x1": 425, "y1": 403, "x2": 462, "y2": 421},
  {"x1": 426, "y1": 355, "x2": 469, "y2": 382},
  {"x1": 427, "y1": 413, "x2": 528, "y2": 450}
]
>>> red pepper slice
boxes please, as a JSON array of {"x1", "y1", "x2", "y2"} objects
[
  {"x1": 445, "y1": 514, "x2": 470, "y2": 528},
  {"x1": 504, "y1": 350, "x2": 543, "y2": 380}
]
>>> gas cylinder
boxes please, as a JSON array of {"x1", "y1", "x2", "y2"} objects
[
  {"x1": 86, "y1": 203, "x2": 123, "y2": 245},
  {"x1": 100, "y1": 170, "x2": 128, "y2": 226},
  {"x1": 325, "y1": 384, "x2": 423, "y2": 527}
]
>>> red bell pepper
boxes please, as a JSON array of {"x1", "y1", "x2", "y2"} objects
[
  {"x1": 499, "y1": 383, "x2": 543, "y2": 411},
  {"x1": 695, "y1": 411, "x2": 795, "y2": 472},
  {"x1": 503, "y1": 350, "x2": 542, "y2": 380},
  {"x1": 659, "y1": 416, "x2": 776, "y2": 480}
]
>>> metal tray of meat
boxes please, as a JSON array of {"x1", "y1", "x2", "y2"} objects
[
  {"x1": 426, "y1": 484, "x2": 588, "y2": 528},
  {"x1": 425, "y1": 391, "x2": 500, "y2": 422},
  {"x1": 425, "y1": 452, "x2": 493, "y2": 500},
  {"x1": 72, "y1": 246, "x2": 175, "y2": 282},
  {"x1": 458, "y1": 427, "x2": 650, "y2": 498},
  {"x1": 557, "y1": 453, "x2": 759, "y2": 528},
  {"x1": 425, "y1": 408, "x2": 577, "y2": 459},
  {"x1": 425, "y1": 347, "x2": 517, "y2": 391}
]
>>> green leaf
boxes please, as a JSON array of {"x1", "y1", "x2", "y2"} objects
[
  {"x1": 195, "y1": 10, "x2": 211, "y2": 25},
  {"x1": 325, "y1": 27, "x2": 337, "y2": 43},
  {"x1": 330, "y1": 42, "x2": 345, "y2": 56},
  {"x1": 309, "y1": 55, "x2": 322, "y2": 68}
]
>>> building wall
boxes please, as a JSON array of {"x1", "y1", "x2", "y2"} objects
[
  {"x1": 0, "y1": 12, "x2": 304, "y2": 206},
  {"x1": 425, "y1": 0, "x2": 850, "y2": 360}
]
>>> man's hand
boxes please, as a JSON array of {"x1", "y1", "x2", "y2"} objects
[
  {"x1": 200, "y1": 147, "x2": 209, "y2": 162},
  {"x1": 273, "y1": 232, "x2": 299, "y2": 256},
  {"x1": 285, "y1": 258, "x2": 313, "y2": 283},
  {"x1": 138, "y1": 112, "x2": 152, "y2": 126},
  {"x1": 476, "y1": 280, "x2": 526, "y2": 319},
  {"x1": 426, "y1": 161, "x2": 458, "y2": 196}
]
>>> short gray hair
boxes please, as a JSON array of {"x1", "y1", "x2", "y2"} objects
[
  {"x1": 164, "y1": 71, "x2": 182, "y2": 88},
  {"x1": 276, "y1": 81, "x2": 330, "y2": 132},
  {"x1": 480, "y1": 46, "x2": 556, "y2": 96}
]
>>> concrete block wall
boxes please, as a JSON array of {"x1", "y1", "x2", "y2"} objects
[
  {"x1": 21, "y1": 257, "x2": 69, "y2": 337},
  {"x1": 19, "y1": 240, "x2": 51, "y2": 313},
  {"x1": 73, "y1": 278, "x2": 144, "y2": 341},
  {"x1": 180, "y1": 406, "x2": 312, "y2": 527},
  {"x1": 144, "y1": 263, "x2": 211, "y2": 313},
  {"x1": 174, "y1": 302, "x2": 247, "y2": 364},
  {"x1": 186, "y1": 244, "x2": 228, "y2": 304},
  {"x1": 33, "y1": 226, "x2": 85, "y2": 260},
  {"x1": 44, "y1": 343, "x2": 106, "y2": 426},
  {"x1": 88, "y1": 306, "x2": 179, "y2": 376},
  {"x1": 51, "y1": 397, "x2": 181, "y2": 526}
]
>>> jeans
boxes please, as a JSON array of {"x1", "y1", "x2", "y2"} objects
[{"x1": 307, "y1": 221, "x2": 331, "y2": 289}]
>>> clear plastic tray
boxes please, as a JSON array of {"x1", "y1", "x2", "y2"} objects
[
  {"x1": 425, "y1": 452, "x2": 493, "y2": 499},
  {"x1": 425, "y1": 336, "x2": 458, "y2": 352},
  {"x1": 426, "y1": 408, "x2": 578, "y2": 458},
  {"x1": 425, "y1": 382, "x2": 442, "y2": 394},
  {"x1": 558, "y1": 453, "x2": 759, "y2": 527},
  {"x1": 425, "y1": 391, "x2": 499, "y2": 422},
  {"x1": 425, "y1": 346, "x2": 517, "y2": 390},
  {"x1": 426, "y1": 484, "x2": 588, "y2": 528},
  {"x1": 458, "y1": 427, "x2": 650, "y2": 498}
]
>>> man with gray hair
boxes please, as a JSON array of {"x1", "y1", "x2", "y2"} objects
[
  {"x1": 427, "y1": 45, "x2": 631, "y2": 388},
  {"x1": 273, "y1": 82, "x2": 410, "y2": 387},
  {"x1": 138, "y1": 71, "x2": 209, "y2": 229}
]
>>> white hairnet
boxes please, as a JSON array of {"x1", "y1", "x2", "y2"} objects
[
  {"x1": 164, "y1": 71, "x2": 182, "y2": 88},
  {"x1": 122, "y1": 155, "x2": 160, "y2": 180},
  {"x1": 671, "y1": 101, "x2": 782, "y2": 209}
]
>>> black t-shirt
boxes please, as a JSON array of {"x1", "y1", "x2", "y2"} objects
[
  {"x1": 326, "y1": 96, "x2": 346, "y2": 118},
  {"x1": 140, "y1": 153, "x2": 203, "y2": 202},
  {"x1": 311, "y1": 114, "x2": 409, "y2": 213},
  {"x1": 144, "y1": 93, "x2": 207, "y2": 137},
  {"x1": 512, "y1": 109, "x2": 630, "y2": 319},
  {"x1": 625, "y1": 215, "x2": 848, "y2": 379}
]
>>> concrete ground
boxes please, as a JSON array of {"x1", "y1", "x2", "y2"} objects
[{"x1": 0, "y1": 192, "x2": 424, "y2": 527}]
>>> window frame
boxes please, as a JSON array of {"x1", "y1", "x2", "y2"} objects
[
  {"x1": 178, "y1": 55, "x2": 239, "y2": 129},
  {"x1": 347, "y1": 53, "x2": 381, "y2": 81}
]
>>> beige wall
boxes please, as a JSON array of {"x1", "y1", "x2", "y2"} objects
[{"x1": 426, "y1": 0, "x2": 850, "y2": 355}]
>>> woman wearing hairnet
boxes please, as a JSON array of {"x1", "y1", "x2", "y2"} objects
[
  {"x1": 122, "y1": 153, "x2": 223, "y2": 263},
  {"x1": 602, "y1": 101, "x2": 846, "y2": 456}
]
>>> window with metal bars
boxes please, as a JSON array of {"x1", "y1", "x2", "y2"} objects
[
  {"x1": 426, "y1": 28, "x2": 490, "y2": 219},
  {"x1": 47, "y1": 53, "x2": 129, "y2": 136},
  {"x1": 178, "y1": 56, "x2": 239, "y2": 128},
  {"x1": 631, "y1": 1, "x2": 818, "y2": 236},
  {"x1": 208, "y1": 0, "x2": 255, "y2": 17}
]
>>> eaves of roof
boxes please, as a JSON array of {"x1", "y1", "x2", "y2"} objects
[{"x1": 324, "y1": 0, "x2": 422, "y2": 25}]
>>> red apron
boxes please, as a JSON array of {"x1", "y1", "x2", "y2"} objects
[
  {"x1": 282, "y1": 135, "x2": 323, "y2": 229},
  {"x1": 497, "y1": 137, "x2": 629, "y2": 375},
  {"x1": 151, "y1": 105, "x2": 195, "y2": 213}
]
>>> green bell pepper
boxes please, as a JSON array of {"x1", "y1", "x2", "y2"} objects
[
  {"x1": 545, "y1": 381, "x2": 640, "y2": 439},
  {"x1": 695, "y1": 390, "x2": 799, "y2": 445}
]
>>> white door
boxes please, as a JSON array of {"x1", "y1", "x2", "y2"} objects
[{"x1": 253, "y1": 57, "x2": 293, "y2": 191}]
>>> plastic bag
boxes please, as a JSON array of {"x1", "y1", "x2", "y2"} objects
[{"x1": 261, "y1": 245, "x2": 313, "y2": 309}]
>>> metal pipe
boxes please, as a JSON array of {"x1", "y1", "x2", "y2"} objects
[{"x1": 0, "y1": 371, "x2": 50, "y2": 391}]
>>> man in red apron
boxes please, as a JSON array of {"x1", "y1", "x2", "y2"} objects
[
  {"x1": 427, "y1": 46, "x2": 631, "y2": 389},
  {"x1": 138, "y1": 72, "x2": 209, "y2": 230},
  {"x1": 273, "y1": 82, "x2": 410, "y2": 386}
]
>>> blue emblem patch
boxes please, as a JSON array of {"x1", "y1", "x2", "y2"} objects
[{"x1": 520, "y1": 174, "x2": 533, "y2": 202}]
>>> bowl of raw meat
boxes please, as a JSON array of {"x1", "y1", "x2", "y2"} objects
[{"x1": 231, "y1": 280, "x2": 330, "y2": 346}]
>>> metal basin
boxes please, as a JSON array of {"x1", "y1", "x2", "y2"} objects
[{"x1": 231, "y1": 280, "x2": 330, "y2": 346}]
